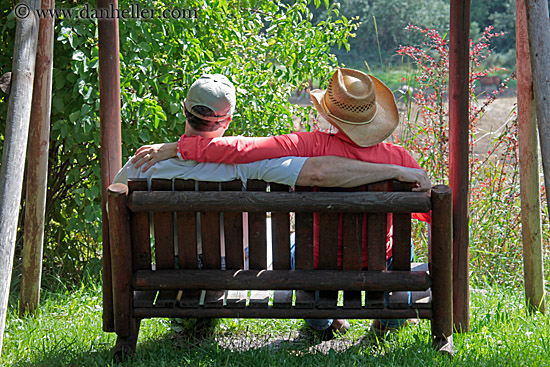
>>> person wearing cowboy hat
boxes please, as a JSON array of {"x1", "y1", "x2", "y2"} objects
[{"x1": 131, "y1": 69, "x2": 431, "y2": 335}]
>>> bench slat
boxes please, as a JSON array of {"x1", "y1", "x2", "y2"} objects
[
  {"x1": 342, "y1": 189, "x2": 364, "y2": 309},
  {"x1": 247, "y1": 180, "x2": 269, "y2": 308},
  {"x1": 412, "y1": 290, "x2": 432, "y2": 309},
  {"x1": 295, "y1": 188, "x2": 314, "y2": 270},
  {"x1": 249, "y1": 290, "x2": 271, "y2": 308},
  {"x1": 151, "y1": 179, "x2": 177, "y2": 307},
  {"x1": 247, "y1": 180, "x2": 267, "y2": 271},
  {"x1": 134, "y1": 306, "x2": 433, "y2": 320},
  {"x1": 270, "y1": 183, "x2": 291, "y2": 271},
  {"x1": 392, "y1": 182, "x2": 413, "y2": 270},
  {"x1": 133, "y1": 269, "x2": 432, "y2": 291},
  {"x1": 273, "y1": 290, "x2": 293, "y2": 309},
  {"x1": 204, "y1": 290, "x2": 225, "y2": 308},
  {"x1": 388, "y1": 263, "x2": 431, "y2": 308},
  {"x1": 151, "y1": 179, "x2": 175, "y2": 269},
  {"x1": 410, "y1": 263, "x2": 432, "y2": 309},
  {"x1": 295, "y1": 290, "x2": 316, "y2": 309},
  {"x1": 270, "y1": 183, "x2": 292, "y2": 308},
  {"x1": 226, "y1": 290, "x2": 247, "y2": 308},
  {"x1": 222, "y1": 181, "x2": 246, "y2": 308},
  {"x1": 393, "y1": 213, "x2": 412, "y2": 271},
  {"x1": 154, "y1": 292, "x2": 179, "y2": 308},
  {"x1": 294, "y1": 186, "x2": 315, "y2": 309},
  {"x1": 174, "y1": 179, "x2": 201, "y2": 309},
  {"x1": 198, "y1": 182, "x2": 224, "y2": 308},
  {"x1": 175, "y1": 179, "x2": 198, "y2": 269},
  {"x1": 365, "y1": 182, "x2": 388, "y2": 309},
  {"x1": 179, "y1": 292, "x2": 201, "y2": 308},
  {"x1": 128, "y1": 191, "x2": 432, "y2": 213},
  {"x1": 392, "y1": 182, "x2": 413, "y2": 272},
  {"x1": 222, "y1": 181, "x2": 244, "y2": 270},
  {"x1": 133, "y1": 290, "x2": 155, "y2": 308},
  {"x1": 318, "y1": 188, "x2": 339, "y2": 309},
  {"x1": 388, "y1": 289, "x2": 433, "y2": 309},
  {"x1": 199, "y1": 182, "x2": 221, "y2": 269},
  {"x1": 128, "y1": 179, "x2": 151, "y2": 272}
]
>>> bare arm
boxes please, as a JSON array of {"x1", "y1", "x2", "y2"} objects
[{"x1": 296, "y1": 156, "x2": 431, "y2": 191}]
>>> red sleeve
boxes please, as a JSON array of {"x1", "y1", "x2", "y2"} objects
[{"x1": 177, "y1": 132, "x2": 321, "y2": 163}]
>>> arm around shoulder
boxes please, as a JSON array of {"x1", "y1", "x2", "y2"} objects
[
  {"x1": 131, "y1": 142, "x2": 178, "y2": 172},
  {"x1": 177, "y1": 133, "x2": 308, "y2": 163},
  {"x1": 296, "y1": 156, "x2": 431, "y2": 190}
]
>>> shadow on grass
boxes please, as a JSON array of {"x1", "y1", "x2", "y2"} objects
[
  {"x1": 14, "y1": 348, "x2": 115, "y2": 367},
  {"x1": 14, "y1": 322, "x2": 527, "y2": 367},
  {"x1": 13, "y1": 326, "x2": 409, "y2": 367}
]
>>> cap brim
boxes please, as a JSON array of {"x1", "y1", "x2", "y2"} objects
[{"x1": 309, "y1": 75, "x2": 399, "y2": 147}]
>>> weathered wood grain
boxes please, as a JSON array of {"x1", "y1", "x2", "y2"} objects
[
  {"x1": 128, "y1": 180, "x2": 151, "y2": 272},
  {"x1": 128, "y1": 191, "x2": 432, "y2": 213},
  {"x1": 342, "y1": 187, "x2": 364, "y2": 309},
  {"x1": 517, "y1": 0, "x2": 545, "y2": 313},
  {"x1": 20, "y1": 0, "x2": 55, "y2": 316},
  {"x1": 134, "y1": 307, "x2": 432, "y2": 320},
  {"x1": 133, "y1": 269, "x2": 432, "y2": 291},
  {"x1": 0, "y1": 0, "x2": 40, "y2": 349}
]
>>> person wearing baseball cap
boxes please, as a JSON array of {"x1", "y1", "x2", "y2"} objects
[
  {"x1": 183, "y1": 74, "x2": 236, "y2": 135},
  {"x1": 129, "y1": 73, "x2": 237, "y2": 165}
]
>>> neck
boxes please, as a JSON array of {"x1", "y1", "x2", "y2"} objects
[{"x1": 184, "y1": 124, "x2": 224, "y2": 139}]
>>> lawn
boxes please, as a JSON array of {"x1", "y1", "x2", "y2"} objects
[{"x1": 3, "y1": 282, "x2": 549, "y2": 366}]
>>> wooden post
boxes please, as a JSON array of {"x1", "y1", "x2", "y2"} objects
[
  {"x1": 430, "y1": 185, "x2": 454, "y2": 354},
  {"x1": 98, "y1": 0, "x2": 122, "y2": 332},
  {"x1": 517, "y1": 0, "x2": 546, "y2": 313},
  {"x1": 108, "y1": 183, "x2": 140, "y2": 358},
  {"x1": 20, "y1": 0, "x2": 55, "y2": 317},
  {"x1": 107, "y1": 183, "x2": 133, "y2": 338},
  {"x1": 0, "y1": 0, "x2": 39, "y2": 354},
  {"x1": 448, "y1": 0, "x2": 471, "y2": 332},
  {"x1": 525, "y1": 0, "x2": 550, "y2": 220}
]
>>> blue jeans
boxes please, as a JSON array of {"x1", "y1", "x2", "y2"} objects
[{"x1": 290, "y1": 233, "x2": 414, "y2": 330}]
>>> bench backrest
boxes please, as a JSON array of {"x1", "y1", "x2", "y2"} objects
[{"x1": 125, "y1": 178, "x2": 432, "y2": 276}]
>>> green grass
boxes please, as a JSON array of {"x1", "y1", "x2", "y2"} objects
[{"x1": 3, "y1": 283, "x2": 550, "y2": 366}]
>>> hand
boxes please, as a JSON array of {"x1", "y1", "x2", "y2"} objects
[
  {"x1": 396, "y1": 167, "x2": 432, "y2": 192},
  {"x1": 132, "y1": 142, "x2": 178, "y2": 172}
]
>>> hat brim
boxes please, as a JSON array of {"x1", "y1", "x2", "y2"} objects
[{"x1": 309, "y1": 74, "x2": 399, "y2": 147}]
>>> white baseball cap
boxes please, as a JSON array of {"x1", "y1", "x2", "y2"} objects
[{"x1": 185, "y1": 74, "x2": 236, "y2": 122}]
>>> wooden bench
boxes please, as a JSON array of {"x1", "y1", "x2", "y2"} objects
[{"x1": 106, "y1": 178, "x2": 453, "y2": 357}]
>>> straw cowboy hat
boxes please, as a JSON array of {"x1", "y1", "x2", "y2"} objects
[{"x1": 309, "y1": 68, "x2": 399, "y2": 147}]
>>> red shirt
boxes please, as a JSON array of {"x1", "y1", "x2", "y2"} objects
[{"x1": 177, "y1": 130, "x2": 430, "y2": 268}]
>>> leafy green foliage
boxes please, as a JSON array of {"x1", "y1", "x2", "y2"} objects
[
  {"x1": 320, "y1": 0, "x2": 450, "y2": 68},
  {"x1": 307, "y1": 0, "x2": 523, "y2": 69},
  {"x1": 470, "y1": 0, "x2": 516, "y2": 59},
  {"x1": 0, "y1": 0, "x2": 356, "y2": 287}
]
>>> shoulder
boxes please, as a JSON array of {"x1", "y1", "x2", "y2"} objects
[{"x1": 378, "y1": 143, "x2": 421, "y2": 168}]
